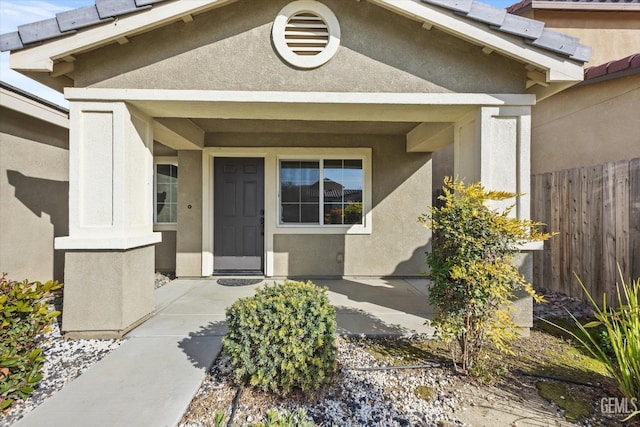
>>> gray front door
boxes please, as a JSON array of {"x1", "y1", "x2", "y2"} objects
[{"x1": 214, "y1": 157, "x2": 264, "y2": 273}]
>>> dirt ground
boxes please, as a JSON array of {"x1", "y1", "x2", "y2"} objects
[{"x1": 181, "y1": 321, "x2": 638, "y2": 427}]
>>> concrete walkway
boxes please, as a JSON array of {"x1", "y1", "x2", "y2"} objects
[{"x1": 13, "y1": 278, "x2": 434, "y2": 427}]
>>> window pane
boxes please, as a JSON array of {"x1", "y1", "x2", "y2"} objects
[
  {"x1": 280, "y1": 161, "x2": 300, "y2": 202},
  {"x1": 344, "y1": 202, "x2": 363, "y2": 224},
  {"x1": 324, "y1": 203, "x2": 343, "y2": 224},
  {"x1": 281, "y1": 204, "x2": 300, "y2": 223},
  {"x1": 300, "y1": 204, "x2": 320, "y2": 223},
  {"x1": 157, "y1": 164, "x2": 171, "y2": 183},
  {"x1": 156, "y1": 163, "x2": 178, "y2": 224},
  {"x1": 280, "y1": 161, "x2": 319, "y2": 223}
]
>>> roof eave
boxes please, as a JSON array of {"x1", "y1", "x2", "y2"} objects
[
  {"x1": 9, "y1": 0, "x2": 237, "y2": 73},
  {"x1": 370, "y1": 0, "x2": 586, "y2": 92}
]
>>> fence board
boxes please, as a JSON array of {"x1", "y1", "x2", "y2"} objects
[
  {"x1": 587, "y1": 164, "x2": 604, "y2": 299},
  {"x1": 614, "y1": 161, "x2": 630, "y2": 285},
  {"x1": 630, "y1": 158, "x2": 640, "y2": 282},
  {"x1": 531, "y1": 158, "x2": 639, "y2": 306}
]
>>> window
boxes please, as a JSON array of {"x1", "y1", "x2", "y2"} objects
[
  {"x1": 155, "y1": 162, "x2": 178, "y2": 225},
  {"x1": 280, "y1": 159, "x2": 363, "y2": 226}
]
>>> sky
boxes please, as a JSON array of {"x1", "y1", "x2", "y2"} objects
[{"x1": 0, "y1": 0, "x2": 518, "y2": 107}]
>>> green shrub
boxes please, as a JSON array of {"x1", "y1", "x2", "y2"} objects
[
  {"x1": 419, "y1": 178, "x2": 551, "y2": 373},
  {"x1": 0, "y1": 274, "x2": 62, "y2": 410},
  {"x1": 223, "y1": 280, "x2": 337, "y2": 395},
  {"x1": 251, "y1": 408, "x2": 317, "y2": 427},
  {"x1": 544, "y1": 269, "x2": 640, "y2": 421}
]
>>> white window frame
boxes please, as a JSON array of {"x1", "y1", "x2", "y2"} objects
[
  {"x1": 276, "y1": 152, "x2": 371, "y2": 234},
  {"x1": 153, "y1": 157, "x2": 178, "y2": 231}
]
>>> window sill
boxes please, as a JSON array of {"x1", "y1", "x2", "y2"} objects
[
  {"x1": 274, "y1": 224, "x2": 371, "y2": 235},
  {"x1": 153, "y1": 224, "x2": 177, "y2": 232}
]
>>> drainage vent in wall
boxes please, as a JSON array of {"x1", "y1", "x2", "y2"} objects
[{"x1": 285, "y1": 12, "x2": 329, "y2": 56}]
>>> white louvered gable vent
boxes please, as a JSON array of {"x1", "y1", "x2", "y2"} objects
[
  {"x1": 273, "y1": 1, "x2": 340, "y2": 69},
  {"x1": 285, "y1": 12, "x2": 329, "y2": 56}
]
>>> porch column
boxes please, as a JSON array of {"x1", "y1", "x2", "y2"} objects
[
  {"x1": 55, "y1": 101, "x2": 161, "y2": 338},
  {"x1": 453, "y1": 105, "x2": 536, "y2": 334}
]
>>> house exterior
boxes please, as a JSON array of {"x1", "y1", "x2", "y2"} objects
[
  {"x1": 506, "y1": 0, "x2": 640, "y2": 297},
  {"x1": 507, "y1": 0, "x2": 640, "y2": 175},
  {"x1": 1, "y1": 0, "x2": 590, "y2": 338},
  {"x1": 0, "y1": 82, "x2": 69, "y2": 283}
]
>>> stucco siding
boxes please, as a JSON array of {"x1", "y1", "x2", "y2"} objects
[
  {"x1": 208, "y1": 133, "x2": 431, "y2": 277},
  {"x1": 0, "y1": 107, "x2": 68, "y2": 282},
  {"x1": 531, "y1": 74, "x2": 640, "y2": 174},
  {"x1": 155, "y1": 230, "x2": 176, "y2": 272},
  {"x1": 74, "y1": 0, "x2": 524, "y2": 94},
  {"x1": 532, "y1": 11, "x2": 640, "y2": 66}
]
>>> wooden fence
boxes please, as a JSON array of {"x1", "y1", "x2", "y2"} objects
[{"x1": 531, "y1": 157, "x2": 640, "y2": 304}]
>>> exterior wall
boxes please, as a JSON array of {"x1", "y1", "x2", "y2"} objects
[
  {"x1": 529, "y1": 11, "x2": 640, "y2": 66},
  {"x1": 531, "y1": 74, "x2": 640, "y2": 174},
  {"x1": 206, "y1": 133, "x2": 431, "y2": 277},
  {"x1": 73, "y1": 0, "x2": 524, "y2": 94},
  {"x1": 155, "y1": 230, "x2": 176, "y2": 272},
  {"x1": 0, "y1": 106, "x2": 68, "y2": 282},
  {"x1": 176, "y1": 151, "x2": 203, "y2": 276}
]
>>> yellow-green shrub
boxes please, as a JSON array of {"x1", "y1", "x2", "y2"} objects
[
  {"x1": 0, "y1": 274, "x2": 62, "y2": 410},
  {"x1": 223, "y1": 280, "x2": 337, "y2": 395},
  {"x1": 419, "y1": 178, "x2": 551, "y2": 373}
]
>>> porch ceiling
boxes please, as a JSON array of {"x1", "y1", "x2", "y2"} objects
[{"x1": 190, "y1": 119, "x2": 419, "y2": 135}]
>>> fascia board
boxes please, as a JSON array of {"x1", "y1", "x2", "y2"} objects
[
  {"x1": 65, "y1": 88, "x2": 536, "y2": 106},
  {"x1": 370, "y1": 0, "x2": 584, "y2": 83},
  {"x1": 0, "y1": 87, "x2": 69, "y2": 128},
  {"x1": 10, "y1": 0, "x2": 235, "y2": 72},
  {"x1": 64, "y1": 89, "x2": 536, "y2": 122}
]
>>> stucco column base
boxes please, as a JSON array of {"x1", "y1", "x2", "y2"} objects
[
  {"x1": 511, "y1": 251, "x2": 534, "y2": 337},
  {"x1": 62, "y1": 245, "x2": 156, "y2": 339}
]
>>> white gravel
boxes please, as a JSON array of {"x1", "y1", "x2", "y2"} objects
[
  {"x1": 1, "y1": 321, "x2": 122, "y2": 427},
  {"x1": 181, "y1": 336, "x2": 464, "y2": 427}
]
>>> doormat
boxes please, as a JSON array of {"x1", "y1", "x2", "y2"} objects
[{"x1": 217, "y1": 279, "x2": 263, "y2": 287}]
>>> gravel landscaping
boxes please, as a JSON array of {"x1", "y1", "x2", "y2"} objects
[
  {"x1": 181, "y1": 336, "x2": 461, "y2": 427},
  {"x1": 1, "y1": 279, "x2": 629, "y2": 427}
]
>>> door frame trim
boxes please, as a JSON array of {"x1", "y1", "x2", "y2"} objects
[
  {"x1": 212, "y1": 156, "x2": 265, "y2": 274},
  {"x1": 203, "y1": 149, "x2": 270, "y2": 277}
]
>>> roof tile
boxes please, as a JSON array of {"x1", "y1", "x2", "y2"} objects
[
  {"x1": 492, "y1": 13, "x2": 545, "y2": 39},
  {"x1": 17, "y1": 18, "x2": 74, "y2": 45},
  {"x1": 0, "y1": 32, "x2": 23, "y2": 51},
  {"x1": 423, "y1": 0, "x2": 474, "y2": 14},
  {"x1": 582, "y1": 53, "x2": 640, "y2": 83},
  {"x1": 570, "y1": 44, "x2": 592, "y2": 62},
  {"x1": 528, "y1": 28, "x2": 579, "y2": 56},
  {"x1": 95, "y1": 0, "x2": 146, "y2": 19},
  {"x1": 462, "y1": 1, "x2": 507, "y2": 26},
  {"x1": 135, "y1": 0, "x2": 166, "y2": 5},
  {"x1": 57, "y1": 6, "x2": 112, "y2": 32}
]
